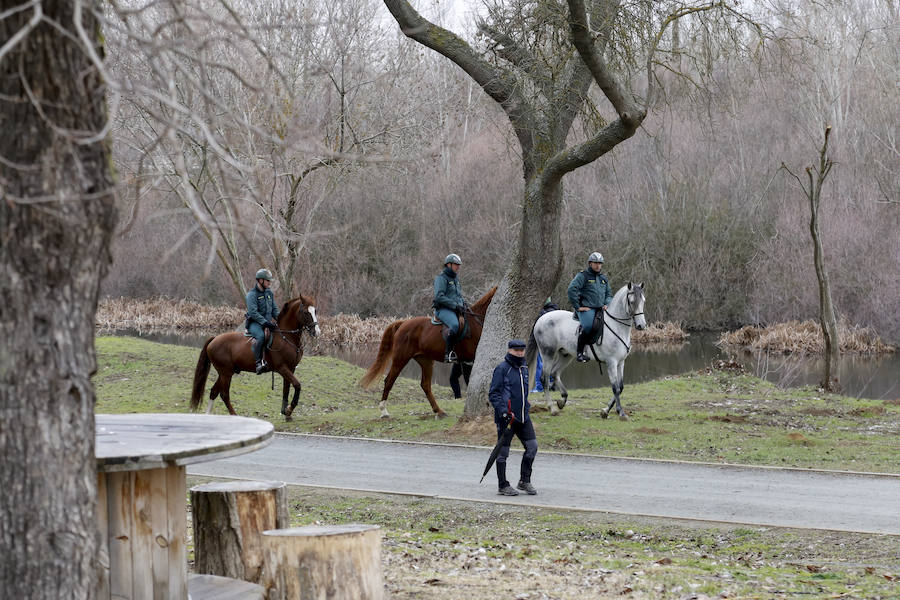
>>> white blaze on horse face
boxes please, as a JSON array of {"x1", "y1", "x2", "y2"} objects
[
  {"x1": 633, "y1": 287, "x2": 647, "y2": 330},
  {"x1": 309, "y1": 306, "x2": 321, "y2": 337}
]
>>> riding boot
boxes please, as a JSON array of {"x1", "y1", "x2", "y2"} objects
[
  {"x1": 576, "y1": 329, "x2": 590, "y2": 363},
  {"x1": 442, "y1": 329, "x2": 457, "y2": 363},
  {"x1": 253, "y1": 338, "x2": 267, "y2": 374}
]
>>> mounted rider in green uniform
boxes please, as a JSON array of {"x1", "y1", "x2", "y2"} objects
[
  {"x1": 567, "y1": 252, "x2": 613, "y2": 363},
  {"x1": 433, "y1": 253, "x2": 465, "y2": 363},
  {"x1": 246, "y1": 268, "x2": 280, "y2": 374}
]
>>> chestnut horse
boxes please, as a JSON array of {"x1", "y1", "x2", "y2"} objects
[
  {"x1": 190, "y1": 295, "x2": 320, "y2": 420},
  {"x1": 360, "y1": 286, "x2": 497, "y2": 419}
]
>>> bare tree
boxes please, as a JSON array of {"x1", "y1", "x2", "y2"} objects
[
  {"x1": 1, "y1": 1, "x2": 118, "y2": 597},
  {"x1": 382, "y1": 0, "x2": 762, "y2": 417},
  {"x1": 782, "y1": 126, "x2": 841, "y2": 391}
]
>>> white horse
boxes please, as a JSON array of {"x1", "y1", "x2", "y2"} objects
[{"x1": 526, "y1": 283, "x2": 646, "y2": 420}]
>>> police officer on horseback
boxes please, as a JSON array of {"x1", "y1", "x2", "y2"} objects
[
  {"x1": 567, "y1": 252, "x2": 612, "y2": 363},
  {"x1": 433, "y1": 253, "x2": 465, "y2": 363},
  {"x1": 246, "y1": 268, "x2": 280, "y2": 374}
]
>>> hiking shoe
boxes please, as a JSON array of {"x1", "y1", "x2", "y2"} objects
[
  {"x1": 576, "y1": 353, "x2": 589, "y2": 363},
  {"x1": 517, "y1": 481, "x2": 537, "y2": 495},
  {"x1": 498, "y1": 485, "x2": 519, "y2": 496},
  {"x1": 255, "y1": 360, "x2": 267, "y2": 374}
]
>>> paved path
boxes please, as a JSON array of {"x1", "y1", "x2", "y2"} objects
[{"x1": 188, "y1": 433, "x2": 900, "y2": 535}]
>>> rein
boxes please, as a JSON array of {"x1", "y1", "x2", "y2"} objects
[
  {"x1": 462, "y1": 309, "x2": 486, "y2": 326},
  {"x1": 600, "y1": 291, "x2": 644, "y2": 354}
]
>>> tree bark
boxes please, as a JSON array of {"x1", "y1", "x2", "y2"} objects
[
  {"x1": 807, "y1": 128, "x2": 840, "y2": 391},
  {"x1": 191, "y1": 480, "x2": 289, "y2": 584},
  {"x1": 261, "y1": 524, "x2": 383, "y2": 600},
  {"x1": 0, "y1": 2, "x2": 117, "y2": 598}
]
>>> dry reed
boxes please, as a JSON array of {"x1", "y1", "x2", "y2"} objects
[
  {"x1": 96, "y1": 297, "x2": 690, "y2": 347},
  {"x1": 717, "y1": 319, "x2": 896, "y2": 355}
]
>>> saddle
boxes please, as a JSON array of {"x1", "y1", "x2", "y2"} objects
[
  {"x1": 243, "y1": 327, "x2": 275, "y2": 349},
  {"x1": 432, "y1": 312, "x2": 469, "y2": 343},
  {"x1": 573, "y1": 310, "x2": 604, "y2": 346}
]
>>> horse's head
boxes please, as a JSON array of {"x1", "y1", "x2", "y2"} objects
[
  {"x1": 279, "y1": 295, "x2": 321, "y2": 338},
  {"x1": 627, "y1": 282, "x2": 647, "y2": 330}
]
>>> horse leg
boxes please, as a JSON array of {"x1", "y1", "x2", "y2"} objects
[
  {"x1": 379, "y1": 355, "x2": 411, "y2": 419},
  {"x1": 414, "y1": 357, "x2": 446, "y2": 419},
  {"x1": 206, "y1": 378, "x2": 220, "y2": 414},
  {"x1": 217, "y1": 372, "x2": 237, "y2": 415},
  {"x1": 552, "y1": 375, "x2": 569, "y2": 414},
  {"x1": 615, "y1": 361, "x2": 628, "y2": 421},
  {"x1": 278, "y1": 368, "x2": 302, "y2": 421},
  {"x1": 281, "y1": 377, "x2": 290, "y2": 418}
]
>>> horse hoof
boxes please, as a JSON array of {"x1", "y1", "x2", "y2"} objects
[
  {"x1": 436, "y1": 412, "x2": 448, "y2": 419},
  {"x1": 618, "y1": 413, "x2": 629, "y2": 422},
  {"x1": 550, "y1": 406, "x2": 560, "y2": 416},
  {"x1": 600, "y1": 410, "x2": 608, "y2": 419},
  {"x1": 283, "y1": 414, "x2": 293, "y2": 422},
  {"x1": 380, "y1": 413, "x2": 391, "y2": 420},
  {"x1": 556, "y1": 397, "x2": 568, "y2": 409}
]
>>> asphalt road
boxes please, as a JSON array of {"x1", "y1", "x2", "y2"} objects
[{"x1": 188, "y1": 433, "x2": 900, "y2": 535}]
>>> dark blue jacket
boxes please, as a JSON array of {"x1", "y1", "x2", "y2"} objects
[
  {"x1": 245, "y1": 285, "x2": 279, "y2": 327},
  {"x1": 433, "y1": 266, "x2": 464, "y2": 312},
  {"x1": 567, "y1": 268, "x2": 613, "y2": 310},
  {"x1": 489, "y1": 353, "x2": 530, "y2": 424}
]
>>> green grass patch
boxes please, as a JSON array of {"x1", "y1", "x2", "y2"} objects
[
  {"x1": 186, "y1": 480, "x2": 900, "y2": 600},
  {"x1": 96, "y1": 336, "x2": 900, "y2": 472}
]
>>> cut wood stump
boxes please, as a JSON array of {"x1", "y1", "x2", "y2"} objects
[
  {"x1": 190, "y1": 480, "x2": 289, "y2": 584},
  {"x1": 261, "y1": 524, "x2": 383, "y2": 600}
]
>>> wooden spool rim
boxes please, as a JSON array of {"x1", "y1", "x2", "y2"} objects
[{"x1": 263, "y1": 524, "x2": 380, "y2": 537}]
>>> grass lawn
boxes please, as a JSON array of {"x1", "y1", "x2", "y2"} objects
[{"x1": 96, "y1": 336, "x2": 900, "y2": 473}]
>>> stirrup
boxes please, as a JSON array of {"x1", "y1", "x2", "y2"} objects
[
  {"x1": 444, "y1": 350, "x2": 458, "y2": 363},
  {"x1": 576, "y1": 352, "x2": 589, "y2": 363},
  {"x1": 255, "y1": 360, "x2": 267, "y2": 374}
]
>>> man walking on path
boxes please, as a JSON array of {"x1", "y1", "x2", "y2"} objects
[{"x1": 488, "y1": 339, "x2": 538, "y2": 496}]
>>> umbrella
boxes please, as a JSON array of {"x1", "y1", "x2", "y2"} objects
[{"x1": 479, "y1": 421, "x2": 515, "y2": 483}]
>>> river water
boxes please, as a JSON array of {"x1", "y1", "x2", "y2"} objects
[{"x1": 105, "y1": 329, "x2": 899, "y2": 401}]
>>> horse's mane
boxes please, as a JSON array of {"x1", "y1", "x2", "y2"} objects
[
  {"x1": 470, "y1": 286, "x2": 498, "y2": 314},
  {"x1": 278, "y1": 295, "x2": 314, "y2": 320}
]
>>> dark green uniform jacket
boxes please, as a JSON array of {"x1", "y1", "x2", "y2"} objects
[
  {"x1": 245, "y1": 285, "x2": 280, "y2": 327},
  {"x1": 433, "y1": 266, "x2": 464, "y2": 312},
  {"x1": 567, "y1": 268, "x2": 613, "y2": 310}
]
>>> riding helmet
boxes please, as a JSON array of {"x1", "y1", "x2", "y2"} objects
[
  {"x1": 444, "y1": 253, "x2": 462, "y2": 266},
  {"x1": 587, "y1": 252, "x2": 604, "y2": 264},
  {"x1": 255, "y1": 268, "x2": 274, "y2": 281}
]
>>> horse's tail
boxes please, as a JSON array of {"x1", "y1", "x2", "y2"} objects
[
  {"x1": 359, "y1": 321, "x2": 402, "y2": 388},
  {"x1": 190, "y1": 337, "x2": 214, "y2": 411}
]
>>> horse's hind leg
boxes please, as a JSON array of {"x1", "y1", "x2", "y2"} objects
[
  {"x1": 206, "y1": 375, "x2": 225, "y2": 414},
  {"x1": 215, "y1": 372, "x2": 238, "y2": 415},
  {"x1": 414, "y1": 357, "x2": 446, "y2": 419},
  {"x1": 379, "y1": 355, "x2": 411, "y2": 419}
]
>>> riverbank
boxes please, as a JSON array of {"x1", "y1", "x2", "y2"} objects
[
  {"x1": 95, "y1": 336, "x2": 900, "y2": 472},
  {"x1": 96, "y1": 296, "x2": 688, "y2": 345}
]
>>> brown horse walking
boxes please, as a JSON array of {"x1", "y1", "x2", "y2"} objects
[
  {"x1": 360, "y1": 286, "x2": 496, "y2": 419},
  {"x1": 190, "y1": 295, "x2": 320, "y2": 420}
]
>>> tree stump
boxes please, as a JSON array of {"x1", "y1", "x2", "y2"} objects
[
  {"x1": 261, "y1": 524, "x2": 383, "y2": 600},
  {"x1": 190, "y1": 480, "x2": 289, "y2": 584}
]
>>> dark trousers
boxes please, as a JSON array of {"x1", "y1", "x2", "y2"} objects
[{"x1": 495, "y1": 419, "x2": 538, "y2": 487}]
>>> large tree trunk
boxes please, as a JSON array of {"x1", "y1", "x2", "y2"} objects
[
  {"x1": 464, "y1": 179, "x2": 564, "y2": 417},
  {"x1": 0, "y1": 2, "x2": 117, "y2": 598}
]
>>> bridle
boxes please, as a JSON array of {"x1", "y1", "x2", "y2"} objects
[
  {"x1": 600, "y1": 288, "x2": 644, "y2": 353},
  {"x1": 273, "y1": 306, "x2": 319, "y2": 356}
]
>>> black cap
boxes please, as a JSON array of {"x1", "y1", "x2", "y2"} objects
[{"x1": 507, "y1": 339, "x2": 526, "y2": 349}]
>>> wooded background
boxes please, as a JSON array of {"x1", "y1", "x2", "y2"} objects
[{"x1": 100, "y1": 0, "x2": 899, "y2": 341}]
